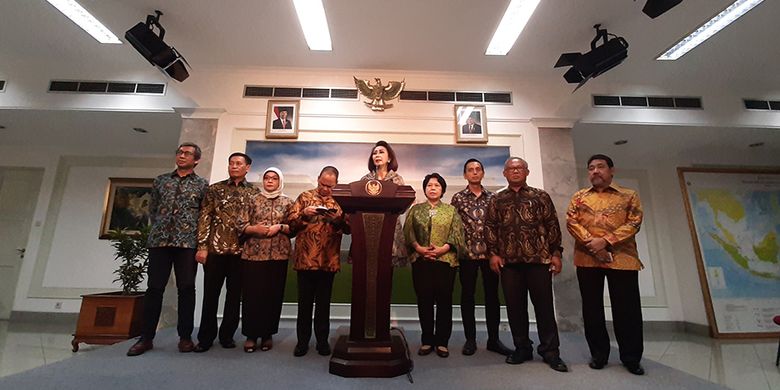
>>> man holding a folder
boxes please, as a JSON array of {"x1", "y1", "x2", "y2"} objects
[{"x1": 566, "y1": 154, "x2": 645, "y2": 376}]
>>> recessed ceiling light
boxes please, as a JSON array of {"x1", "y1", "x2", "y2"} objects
[
  {"x1": 657, "y1": 0, "x2": 763, "y2": 60},
  {"x1": 748, "y1": 142, "x2": 764, "y2": 147},
  {"x1": 46, "y1": 0, "x2": 121, "y2": 44},
  {"x1": 132, "y1": 127, "x2": 148, "y2": 133},
  {"x1": 292, "y1": 0, "x2": 332, "y2": 51},
  {"x1": 485, "y1": 0, "x2": 541, "y2": 56},
  {"x1": 614, "y1": 139, "x2": 628, "y2": 145}
]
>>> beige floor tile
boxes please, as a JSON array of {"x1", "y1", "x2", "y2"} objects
[{"x1": 711, "y1": 343, "x2": 770, "y2": 390}]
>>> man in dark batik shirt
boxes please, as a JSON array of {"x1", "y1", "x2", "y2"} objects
[
  {"x1": 451, "y1": 158, "x2": 512, "y2": 357},
  {"x1": 193, "y1": 152, "x2": 258, "y2": 352},
  {"x1": 128, "y1": 142, "x2": 208, "y2": 357},
  {"x1": 485, "y1": 157, "x2": 568, "y2": 372}
]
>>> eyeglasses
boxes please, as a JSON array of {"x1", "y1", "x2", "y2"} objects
[
  {"x1": 176, "y1": 150, "x2": 195, "y2": 157},
  {"x1": 505, "y1": 167, "x2": 528, "y2": 172}
]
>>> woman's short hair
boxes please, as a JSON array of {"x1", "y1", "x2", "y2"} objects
[
  {"x1": 367, "y1": 140, "x2": 399, "y2": 173},
  {"x1": 422, "y1": 172, "x2": 447, "y2": 195}
]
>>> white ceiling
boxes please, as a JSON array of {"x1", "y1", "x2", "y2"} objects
[
  {"x1": 1, "y1": 0, "x2": 778, "y2": 89},
  {"x1": 2, "y1": 1, "x2": 779, "y2": 156}
]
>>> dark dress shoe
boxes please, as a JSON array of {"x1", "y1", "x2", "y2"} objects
[
  {"x1": 293, "y1": 343, "x2": 309, "y2": 357},
  {"x1": 589, "y1": 359, "x2": 607, "y2": 369},
  {"x1": 624, "y1": 363, "x2": 645, "y2": 375},
  {"x1": 486, "y1": 339, "x2": 513, "y2": 356},
  {"x1": 316, "y1": 341, "x2": 331, "y2": 356},
  {"x1": 178, "y1": 339, "x2": 195, "y2": 353},
  {"x1": 127, "y1": 339, "x2": 153, "y2": 356},
  {"x1": 462, "y1": 339, "x2": 476, "y2": 356},
  {"x1": 505, "y1": 350, "x2": 533, "y2": 365},
  {"x1": 544, "y1": 357, "x2": 569, "y2": 372},
  {"x1": 193, "y1": 343, "x2": 211, "y2": 353},
  {"x1": 436, "y1": 346, "x2": 450, "y2": 358},
  {"x1": 220, "y1": 340, "x2": 236, "y2": 349},
  {"x1": 418, "y1": 345, "x2": 433, "y2": 356}
]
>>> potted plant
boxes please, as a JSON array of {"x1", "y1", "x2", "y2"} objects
[{"x1": 71, "y1": 227, "x2": 149, "y2": 352}]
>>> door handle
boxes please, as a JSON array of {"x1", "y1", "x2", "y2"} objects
[{"x1": 16, "y1": 248, "x2": 25, "y2": 259}]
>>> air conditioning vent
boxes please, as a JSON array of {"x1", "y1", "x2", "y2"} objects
[
  {"x1": 484, "y1": 92, "x2": 512, "y2": 103},
  {"x1": 744, "y1": 99, "x2": 780, "y2": 111},
  {"x1": 456, "y1": 92, "x2": 483, "y2": 102},
  {"x1": 107, "y1": 82, "x2": 136, "y2": 93},
  {"x1": 593, "y1": 95, "x2": 702, "y2": 109},
  {"x1": 48, "y1": 80, "x2": 165, "y2": 95},
  {"x1": 242, "y1": 85, "x2": 510, "y2": 104},
  {"x1": 78, "y1": 82, "x2": 108, "y2": 93},
  {"x1": 428, "y1": 91, "x2": 456, "y2": 102},
  {"x1": 244, "y1": 86, "x2": 274, "y2": 97},
  {"x1": 302, "y1": 88, "x2": 330, "y2": 98},
  {"x1": 400, "y1": 91, "x2": 427, "y2": 101},
  {"x1": 273, "y1": 88, "x2": 302, "y2": 98},
  {"x1": 0, "y1": 80, "x2": 5, "y2": 92}
]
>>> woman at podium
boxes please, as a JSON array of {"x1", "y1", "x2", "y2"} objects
[
  {"x1": 403, "y1": 173, "x2": 465, "y2": 358},
  {"x1": 361, "y1": 140, "x2": 408, "y2": 266}
]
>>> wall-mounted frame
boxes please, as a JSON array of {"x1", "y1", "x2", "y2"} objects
[
  {"x1": 265, "y1": 100, "x2": 300, "y2": 139},
  {"x1": 99, "y1": 178, "x2": 153, "y2": 239},
  {"x1": 454, "y1": 104, "x2": 488, "y2": 143},
  {"x1": 677, "y1": 167, "x2": 780, "y2": 338}
]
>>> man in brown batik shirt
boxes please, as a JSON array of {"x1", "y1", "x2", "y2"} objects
[
  {"x1": 485, "y1": 157, "x2": 568, "y2": 372},
  {"x1": 193, "y1": 152, "x2": 258, "y2": 352},
  {"x1": 287, "y1": 166, "x2": 349, "y2": 357}
]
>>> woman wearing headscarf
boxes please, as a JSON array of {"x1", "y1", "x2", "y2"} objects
[
  {"x1": 403, "y1": 173, "x2": 465, "y2": 358},
  {"x1": 238, "y1": 167, "x2": 293, "y2": 352},
  {"x1": 361, "y1": 140, "x2": 408, "y2": 265}
]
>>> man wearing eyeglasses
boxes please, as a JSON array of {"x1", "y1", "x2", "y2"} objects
[
  {"x1": 128, "y1": 142, "x2": 209, "y2": 356},
  {"x1": 485, "y1": 157, "x2": 568, "y2": 372}
]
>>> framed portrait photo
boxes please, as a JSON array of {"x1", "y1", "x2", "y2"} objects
[
  {"x1": 455, "y1": 104, "x2": 488, "y2": 143},
  {"x1": 99, "y1": 178, "x2": 153, "y2": 239},
  {"x1": 265, "y1": 100, "x2": 300, "y2": 139}
]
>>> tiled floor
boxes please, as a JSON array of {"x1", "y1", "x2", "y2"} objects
[{"x1": 0, "y1": 319, "x2": 777, "y2": 389}]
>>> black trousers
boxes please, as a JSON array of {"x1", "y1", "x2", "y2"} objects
[
  {"x1": 242, "y1": 260, "x2": 288, "y2": 340},
  {"x1": 141, "y1": 247, "x2": 197, "y2": 340},
  {"x1": 501, "y1": 263, "x2": 560, "y2": 360},
  {"x1": 577, "y1": 267, "x2": 643, "y2": 365},
  {"x1": 296, "y1": 270, "x2": 336, "y2": 345},
  {"x1": 459, "y1": 258, "x2": 502, "y2": 341},
  {"x1": 197, "y1": 253, "x2": 242, "y2": 346},
  {"x1": 412, "y1": 260, "x2": 457, "y2": 347}
]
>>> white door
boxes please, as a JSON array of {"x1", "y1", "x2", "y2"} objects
[{"x1": 0, "y1": 168, "x2": 43, "y2": 319}]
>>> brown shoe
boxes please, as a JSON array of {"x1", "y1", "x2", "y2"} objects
[
  {"x1": 127, "y1": 339, "x2": 153, "y2": 356},
  {"x1": 260, "y1": 336, "x2": 273, "y2": 351},
  {"x1": 178, "y1": 339, "x2": 195, "y2": 353}
]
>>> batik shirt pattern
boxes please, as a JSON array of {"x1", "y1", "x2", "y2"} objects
[
  {"x1": 197, "y1": 179, "x2": 258, "y2": 255},
  {"x1": 451, "y1": 186, "x2": 494, "y2": 261},
  {"x1": 147, "y1": 171, "x2": 209, "y2": 249}
]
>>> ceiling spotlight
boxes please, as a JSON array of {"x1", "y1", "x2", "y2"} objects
[
  {"x1": 614, "y1": 139, "x2": 628, "y2": 145},
  {"x1": 125, "y1": 11, "x2": 190, "y2": 82},
  {"x1": 554, "y1": 24, "x2": 629, "y2": 91},
  {"x1": 748, "y1": 142, "x2": 764, "y2": 147},
  {"x1": 132, "y1": 127, "x2": 149, "y2": 133},
  {"x1": 642, "y1": 0, "x2": 683, "y2": 19}
]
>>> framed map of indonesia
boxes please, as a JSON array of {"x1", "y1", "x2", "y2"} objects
[{"x1": 678, "y1": 167, "x2": 780, "y2": 338}]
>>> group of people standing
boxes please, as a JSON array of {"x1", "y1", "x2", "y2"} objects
[{"x1": 126, "y1": 140, "x2": 646, "y2": 376}]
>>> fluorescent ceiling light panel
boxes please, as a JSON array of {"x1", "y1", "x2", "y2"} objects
[
  {"x1": 485, "y1": 0, "x2": 541, "y2": 56},
  {"x1": 657, "y1": 0, "x2": 763, "y2": 60},
  {"x1": 292, "y1": 0, "x2": 332, "y2": 51},
  {"x1": 46, "y1": 0, "x2": 121, "y2": 44}
]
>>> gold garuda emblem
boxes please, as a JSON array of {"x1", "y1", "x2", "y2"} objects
[
  {"x1": 354, "y1": 76, "x2": 405, "y2": 111},
  {"x1": 365, "y1": 179, "x2": 382, "y2": 196}
]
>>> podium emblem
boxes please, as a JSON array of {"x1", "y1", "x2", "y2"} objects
[{"x1": 365, "y1": 180, "x2": 382, "y2": 196}]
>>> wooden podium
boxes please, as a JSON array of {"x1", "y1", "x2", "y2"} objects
[{"x1": 329, "y1": 179, "x2": 415, "y2": 377}]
